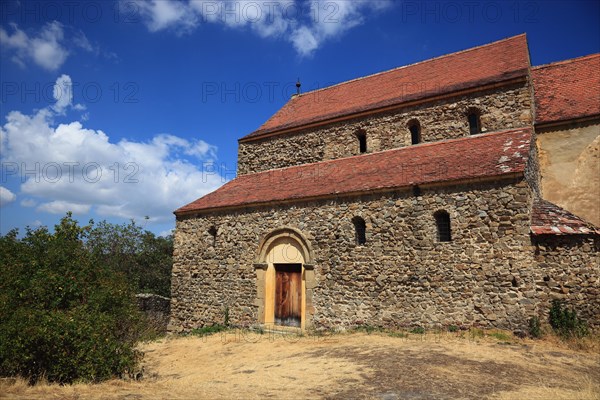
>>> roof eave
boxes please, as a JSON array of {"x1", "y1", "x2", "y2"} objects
[
  {"x1": 535, "y1": 113, "x2": 600, "y2": 129},
  {"x1": 174, "y1": 172, "x2": 525, "y2": 217}
]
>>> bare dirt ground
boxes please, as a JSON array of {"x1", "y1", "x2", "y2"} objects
[{"x1": 2, "y1": 330, "x2": 599, "y2": 400}]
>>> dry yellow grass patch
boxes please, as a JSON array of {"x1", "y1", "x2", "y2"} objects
[{"x1": 1, "y1": 330, "x2": 599, "y2": 400}]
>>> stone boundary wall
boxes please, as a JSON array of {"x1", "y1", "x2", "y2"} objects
[
  {"x1": 531, "y1": 235, "x2": 600, "y2": 327},
  {"x1": 136, "y1": 293, "x2": 171, "y2": 333},
  {"x1": 167, "y1": 179, "x2": 600, "y2": 333},
  {"x1": 238, "y1": 82, "x2": 533, "y2": 175}
]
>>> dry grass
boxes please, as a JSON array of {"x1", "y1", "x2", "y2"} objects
[{"x1": 1, "y1": 329, "x2": 599, "y2": 400}]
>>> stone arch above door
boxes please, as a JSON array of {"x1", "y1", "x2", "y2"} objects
[
  {"x1": 253, "y1": 227, "x2": 316, "y2": 330},
  {"x1": 256, "y1": 227, "x2": 315, "y2": 265}
]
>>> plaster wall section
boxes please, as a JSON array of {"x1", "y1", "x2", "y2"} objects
[{"x1": 536, "y1": 121, "x2": 600, "y2": 226}]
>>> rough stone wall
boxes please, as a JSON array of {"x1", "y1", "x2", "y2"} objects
[
  {"x1": 238, "y1": 82, "x2": 533, "y2": 175},
  {"x1": 136, "y1": 293, "x2": 171, "y2": 333},
  {"x1": 531, "y1": 235, "x2": 600, "y2": 328},
  {"x1": 536, "y1": 121, "x2": 600, "y2": 226},
  {"x1": 169, "y1": 179, "x2": 598, "y2": 332}
]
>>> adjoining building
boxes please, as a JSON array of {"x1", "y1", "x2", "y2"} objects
[{"x1": 170, "y1": 34, "x2": 599, "y2": 332}]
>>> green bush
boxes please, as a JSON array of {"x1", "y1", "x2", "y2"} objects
[
  {"x1": 0, "y1": 215, "x2": 144, "y2": 384},
  {"x1": 86, "y1": 220, "x2": 173, "y2": 297},
  {"x1": 190, "y1": 324, "x2": 228, "y2": 337},
  {"x1": 410, "y1": 326, "x2": 426, "y2": 334},
  {"x1": 528, "y1": 316, "x2": 542, "y2": 338},
  {"x1": 548, "y1": 300, "x2": 588, "y2": 339}
]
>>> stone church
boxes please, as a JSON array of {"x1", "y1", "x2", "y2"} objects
[{"x1": 169, "y1": 34, "x2": 599, "y2": 332}]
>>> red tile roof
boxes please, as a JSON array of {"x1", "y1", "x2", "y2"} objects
[
  {"x1": 532, "y1": 53, "x2": 600, "y2": 124},
  {"x1": 176, "y1": 128, "x2": 531, "y2": 214},
  {"x1": 531, "y1": 199, "x2": 600, "y2": 235},
  {"x1": 240, "y1": 34, "x2": 530, "y2": 141}
]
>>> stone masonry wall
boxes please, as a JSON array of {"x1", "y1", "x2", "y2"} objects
[
  {"x1": 238, "y1": 82, "x2": 533, "y2": 175},
  {"x1": 136, "y1": 293, "x2": 171, "y2": 334},
  {"x1": 530, "y1": 235, "x2": 600, "y2": 327},
  {"x1": 167, "y1": 178, "x2": 599, "y2": 333}
]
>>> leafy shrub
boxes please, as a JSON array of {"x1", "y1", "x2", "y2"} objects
[
  {"x1": 410, "y1": 327, "x2": 426, "y2": 334},
  {"x1": 448, "y1": 325, "x2": 459, "y2": 332},
  {"x1": 0, "y1": 215, "x2": 145, "y2": 384},
  {"x1": 352, "y1": 325, "x2": 381, "y2": 334},
  {"x1": 528, "y1": 316, "x2": 542, "y2": 338},
  {"x1": 548, "y1": 300, "x2": 588, "y2": 339},
  {"x1": 190, "y1": 324, "x2": 228, "y2": 337},
  {"x1": 86, "y1": 220, "x2": 173, "y2": 297}
]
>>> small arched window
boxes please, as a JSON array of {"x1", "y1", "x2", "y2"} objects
[
  {"x1": 352, "y1": 216, "x2": 366, "y2": 245},
  {"x1": 408, "y1": 119, "x2": 421, "y2": 145},
  {"x1": 434, "y1": 211, "x2": 451, "y2": 242},
  {"x1": 467, "y1": 109, "x2": 481, "y2": 135},
  {"x1": 208, "y1": 226, "x2": 217, "y2": 246},
  {"x1": 356, "y1": 130, "x2": 367, "y2": 154}
]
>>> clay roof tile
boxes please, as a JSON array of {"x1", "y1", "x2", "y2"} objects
[
  {"x1": 530, "y1": 198, "x2": 600, "y2": 235},
  {"x1": 532, "y1": 53, "x2": 600, "y2": 124},
  {"x1": 176, "y1": 128, "x2": 532, "y2": 214},
  {"x1": 240, "y1": 34, "x2": 530, "y2": 141}
]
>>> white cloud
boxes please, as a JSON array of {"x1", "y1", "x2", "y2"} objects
[
  {"x1": 0, "y1": 75, "x2": 225, "y2": 222},
  {"x1": 0, "y1": 186, "x2": 17, "y2": 206},
  {"x1": 131, "y1": 0, "x2": 391, "y2": 56},
  {"x1": 0, "y1": 21, "x2": 99, "y2": 70},
  {"x1": 37, "y1": 201, "x2": 91, "y2": 215},
  {"x1": 20, "y1": 198, "x2": 37, "y2": 207},
  {"x1": 51, "y1": 74, "x2": 86, "y2": 114},
  {"x1": 53, "y1": 74, "x2": 73, "y2": 113},
  {"x1": 134, "y1": 0, "x2": 199, "y2": 33},
  {"x1": 0, "y1": 21, "x2": 68, "y2": 71}
]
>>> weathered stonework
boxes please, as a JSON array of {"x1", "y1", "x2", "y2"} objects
[
  {"x1": 136, "y1": 293, "x2": 171, "y2": 333},
  {"x1": 238, "y1": 83, "x2": 533, "y2": 175},
  {"x1": 173, "y1": 39, "x2": 599, "y2": 335},
  {"x1": 171, "y1": 178, "x2": 600, "y2": 331},
  {"x1": 530, "y1": 235, "x2": 600, "y2": 326}
]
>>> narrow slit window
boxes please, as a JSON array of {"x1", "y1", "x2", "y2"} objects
[
  {"x1": 357, "y1": 131, "x2": 367, "y2": 153},
  {"x1": 208, "y1": 226, "x2": 217, "y2": 246},
  {"x1": 434, "y1": 211, "x2": 451, "y2": 242},
  {"x1": 468, "y1": 110, "x2": 481, "y2": 135},
  {"x1": 408, "y1": 120, "x2": 421, "y2": 144},
  {"x1": 352, "y1": 216, "x2": 366, "y2": 245}
]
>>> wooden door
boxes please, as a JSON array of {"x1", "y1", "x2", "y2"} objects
[{"x1": 274, "y1": 264, "x2": 301, "y2": 327}]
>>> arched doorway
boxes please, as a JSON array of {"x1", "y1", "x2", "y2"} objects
[{"x1": 254, "y1": 228, "x2": 315, "y2": 331}]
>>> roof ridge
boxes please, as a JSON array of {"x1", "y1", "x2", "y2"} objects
[
  {"x1": 533, "y1": 52, "x2": 600, "y2": 70},
  {"x1": 291, "y1": 34, "x2": 527, "y2": 100},
  {"x1": 238, "y1": 127, "x2": 531, "y2": 179}
]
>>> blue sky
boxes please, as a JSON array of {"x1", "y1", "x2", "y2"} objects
[{"x1": 1, "y1": 0, "x2": 599, "y2": 236}]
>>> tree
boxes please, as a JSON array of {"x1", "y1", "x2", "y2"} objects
[
  {"x1": 85, "y1": 220, "x2": 173, "y2": 297},
  {"x1": 0, "y1": 214, "x2": 144, "y2": 384}
]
